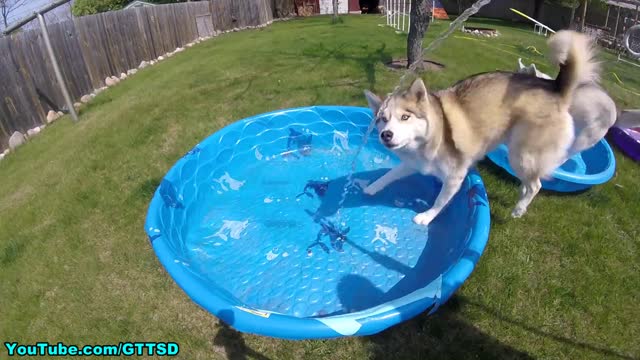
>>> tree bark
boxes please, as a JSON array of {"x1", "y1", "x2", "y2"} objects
[
  {"x1": 333, "y1": 0, "x2": 339, "y2": 21},
  {"x1": 407, "y1": 0, "x2": 430, "y2": 69},
  {"x1": 580, "y1": 0, "x2": 588, "y2": 32},
  {"x1": 274, "y1": 0, "x2": 295, "y2": 18},
  {"x1": 533, "y1": 0, "x2": 543, "y2": 19},
  {"x1": 569, "y1": 6, "x2": 576, "y2": 28}
]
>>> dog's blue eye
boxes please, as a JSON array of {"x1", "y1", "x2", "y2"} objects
[{"x1": 401, "y1": 114, "x2": 410, "y2": 121}]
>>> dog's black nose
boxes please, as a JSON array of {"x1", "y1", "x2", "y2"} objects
[{"x1": 380, "y1": 130, "x2": 393, "y2": 142}]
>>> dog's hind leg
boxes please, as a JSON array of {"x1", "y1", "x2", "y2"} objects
[
  {"x1": 508, "y1": 147, "x2": 545, "y2": 218},
  {"x1": 511, "y1": 177, "x2": 542, "y2": 218},
  {"x1": 508, "y1": 116, "x2": 573, "y2": 218}
]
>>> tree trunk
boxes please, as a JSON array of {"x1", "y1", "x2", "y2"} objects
[
  {"x1": 533, "y1": 0, "x2": 543, "y2": 19},
  {"x1": 407, "y1": 0, "x2": 430, "y2": 69},
  {"x1": 569, "y1": 6, "x2": 575, "y2": 28},
  {"x1": 333, "y1": 0, "x2": 339, "y2": 21},
  {"x1": 275, "y1": 0, "x2": 296, "y2": 18},
  {"x1": 1, "y1": 9, "x2": 8, "y2": 29},
  {"x1": 580, "y1": 0, "x2": 588, "y2": 32}
]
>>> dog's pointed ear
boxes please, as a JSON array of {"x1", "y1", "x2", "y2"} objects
[
  {"x1": 364, "y1": 90, "x2": 382, "y2": 113},
  {"x1": 408, "y1": 78, "x2": 428, "y2": 103}
]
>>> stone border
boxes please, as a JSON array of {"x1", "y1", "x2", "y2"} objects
[{"x1": 0, "y1": 18, "x2": 292, "y2": 162}]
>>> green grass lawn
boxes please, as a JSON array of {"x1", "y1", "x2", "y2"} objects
[{"x1": 1, "y1": 15, "x2": 639, "y2": 360}]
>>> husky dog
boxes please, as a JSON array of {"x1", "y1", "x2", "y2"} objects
[
  {"x1": 517, "y1": 58, "x2": 640, "y2": 157},
  {"x1": 362, "y1": 30, "x2": 601, "y2": 226}
]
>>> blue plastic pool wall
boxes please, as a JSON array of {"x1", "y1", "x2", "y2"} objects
[
  {"x1": 486, "y1": 140, "x2": 616, "y2": 192},
  {"x1": 145, "y1": 106, "x2": 490, "y2": 339}
]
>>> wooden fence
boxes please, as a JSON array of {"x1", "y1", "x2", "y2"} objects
[{"x1": 0, "y1": 0, "x2": 275, "y2": 149}]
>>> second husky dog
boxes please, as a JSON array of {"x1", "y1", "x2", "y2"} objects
[
  {"x1": 517, "y1": 58, "x2": 640, "y2": 157},
  {"x1": 363, "y1": 30, "x2": 599, "y2": 226}
]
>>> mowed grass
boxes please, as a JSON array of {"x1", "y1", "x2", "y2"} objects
[{"x1": 0, "y1": 15, "x2": 638, "y2": 360}]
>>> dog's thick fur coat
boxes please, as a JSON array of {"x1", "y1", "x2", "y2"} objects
[
  {"x1": 517, "y1": 58, "x2": 640, "y2": 157},
  {"x1": 363, "y1": 30, "x2": 604, "y2": 225}
]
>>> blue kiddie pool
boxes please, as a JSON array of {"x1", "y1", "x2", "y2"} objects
[
  {"x1": 486, "y1": 139, "x2": 616, "y2": 192},
  {"x1": 145, "y1": 106, "x2": 491, "y2": 339}
]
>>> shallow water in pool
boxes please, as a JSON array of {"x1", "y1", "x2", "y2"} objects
[{"x1": 178, "y1": 133, "x2": 471, "y2": 317}]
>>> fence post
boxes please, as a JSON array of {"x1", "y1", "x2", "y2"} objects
[
  {"x1": 37, "y1": 12, "x2": 79, "y2": 123},
  {"x1": 209, "y1": 0, "x2": 216, "y2": 32},
  {"x1": 614, "y1": 5, "x2": 621, "y2": 39}
]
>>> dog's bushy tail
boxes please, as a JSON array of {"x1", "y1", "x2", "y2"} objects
[
  {"x1": 548, "y1": 30, "x2": 599, "y2": 103},
  {"x1": 615, "y1": 109, "x2": 640, "y2": 129}
]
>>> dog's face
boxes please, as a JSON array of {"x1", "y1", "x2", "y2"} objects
[{"x1": 364, "y1": 78, "x2": 431, "y2": 151}]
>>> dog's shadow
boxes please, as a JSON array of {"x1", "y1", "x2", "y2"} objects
[{"x1": 306, "y1": 169, "x2": 443, "y2": 220}]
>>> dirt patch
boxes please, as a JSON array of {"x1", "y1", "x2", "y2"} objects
[{"x1": 385, "y1": 59, "x2": 445, "y2": 72}]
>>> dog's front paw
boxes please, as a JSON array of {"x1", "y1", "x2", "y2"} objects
[
  {"x1": 363, "y1": 185, "x2": 379, "y2": 196},
  {"x1": 511, "y1": 206, "x2": 527, "y2": 218},
  {"x1": 413, "y1": 212, "x2": 434, "y2": 226}
]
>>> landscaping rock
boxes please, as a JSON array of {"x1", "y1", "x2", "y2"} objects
[
  {"x1": 105, "y1": 77, "x2": 118, "y2": 86},
  {"x1": 27, "y1": 127, "x2": 41, "y2": 137},
  {"x1": 81, "y1": 95, "x2": 92, "y2": 103},
  {"x1": 139, "y1": 60, "x2": 149, "y2": 69},
  {"x1": 9, "y1": 131, "x2": 26, "y2": 150},
  {"x1": 46, "y1": 110, "x2": 59, "y2": 123},
  {"x1": 74, "y1": 102, "x2": 82, "y2": 111},
  {"x1": 120, "y1": 72, "x2": 127, "y2": 80},
  {"x1": 2, "y1": 149, "x2": 9, "y2": 156},
  {"x1": 158, "y1": 56, "x2": 165, "y2": 61}
]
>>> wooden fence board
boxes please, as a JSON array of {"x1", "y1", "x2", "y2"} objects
[{"x1": 0, "y1": 0, "x2": 275, "y2": 147}]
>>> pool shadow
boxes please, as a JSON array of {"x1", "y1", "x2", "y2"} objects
[
  {"x1": 213, "y1": 310, "x2": 271, "y2": 360},
  {"x1": 337, "y1": 274, "x2": 387, "y2": 313},
  {"x1": 307, "y1": 168, "x2": 442, "y2": 219},
  {"x1": 334, "y1": 277, "x2": 533, "y2": 358},
  {"x1": 309, "y1": 169, "x2": 487, "y2": 316},
  {"x1": 361, "y1": 295, "x2": 535, "y2": 360}
]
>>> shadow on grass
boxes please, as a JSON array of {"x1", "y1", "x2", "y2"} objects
[
  {"x1": 363, "y1": 296, "x2": 534, "y2": 360},
  {"x1": 456, "y1": 17, "x2": 538, "y2": 33},
  {"x1": 131, "y1": 177, "x2": 162, "y2": 206},
  {"x1": 270, "y1": 42, "x2": 393, "y2": 92},
  {"x1": 213, "y1": 310, "x2": 271, "y2": 360},
  {"x1": 365, "y1": 296, "x2": 636, "y2": 360},
  {"x1": 465, "y1": 299, "x2": 637, "y2": 360}
]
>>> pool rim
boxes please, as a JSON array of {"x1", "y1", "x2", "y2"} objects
[
  {"x1": 144, "y1": 105, "x2": 491, "y2": 339},
  {"x1": 486, "y1": 139, "x2": 616, "y2": 190}
]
